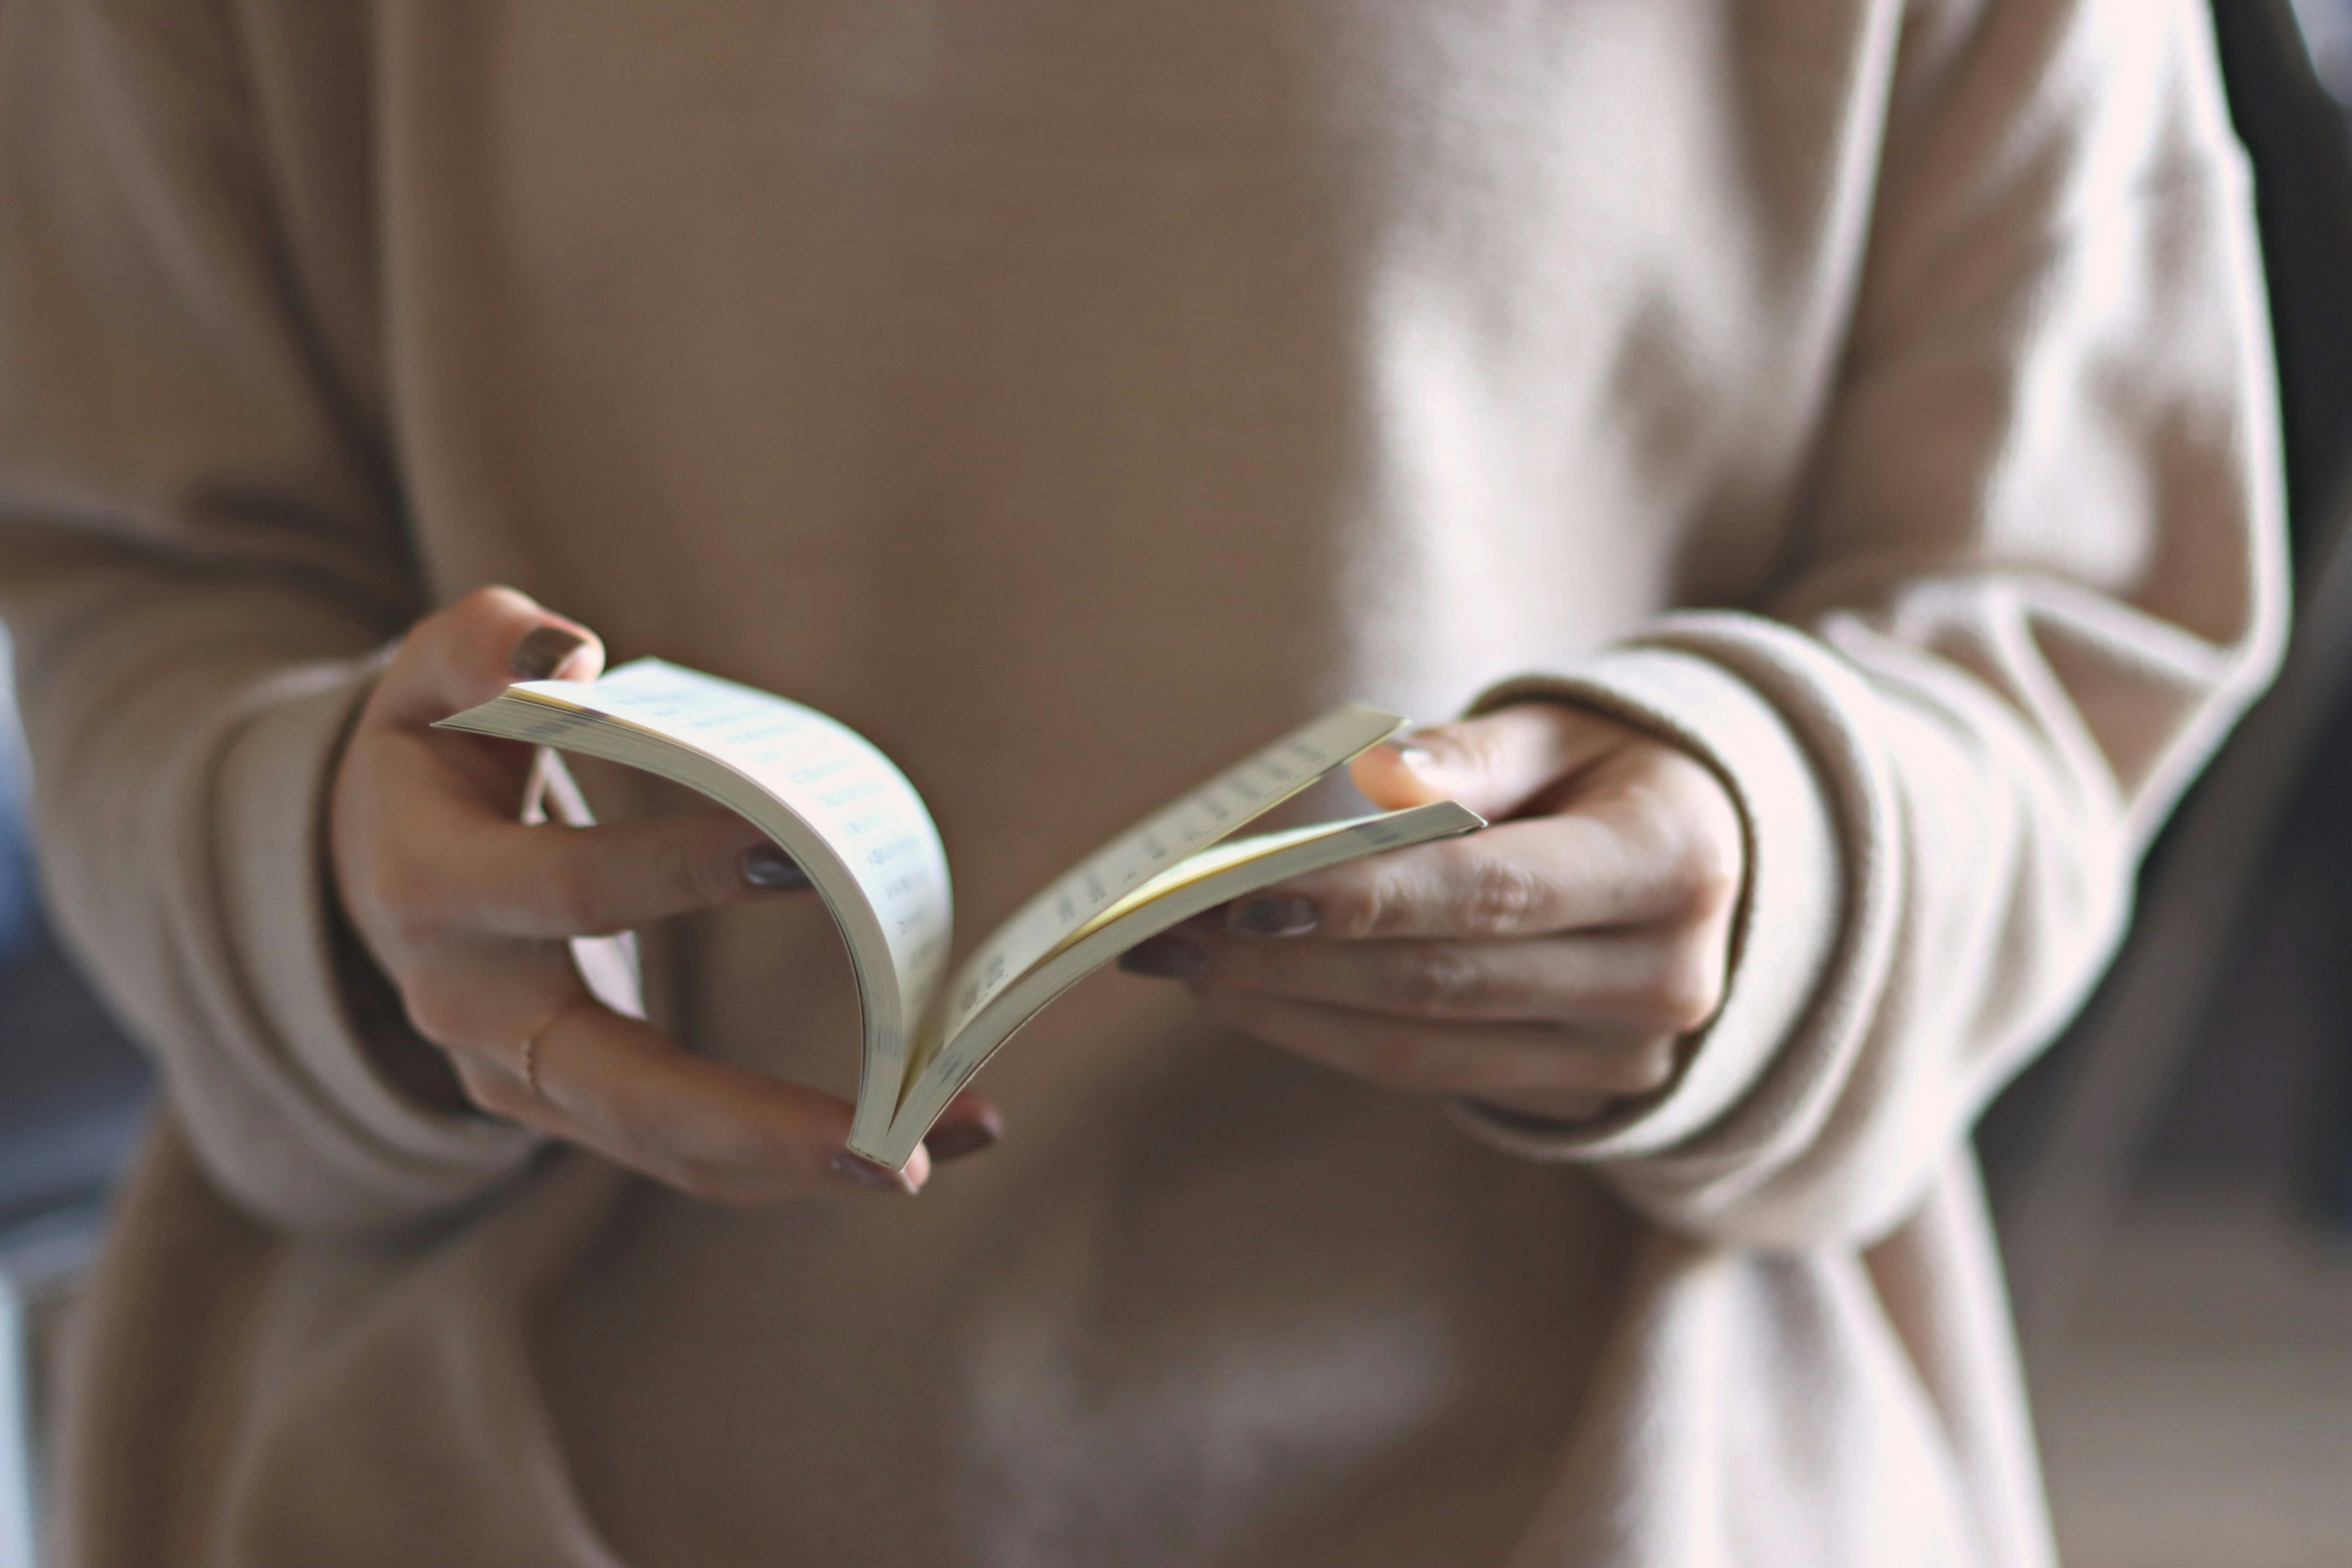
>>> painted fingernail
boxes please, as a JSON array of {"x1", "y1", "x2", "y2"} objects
[
  {"x1": 828, "y1": 1152, "x2": 917, "y2": 1194},
  {"x1": 1117, "y1": 935, "x2": 1206, "y2": 979},
  {"x1": 510, "y1": 626, "x2": 588, "y2": 681},
  {"x1": 741, "y1": 844, "x2": 810, "y2": 891},
  {"x1": 1229, "y1": 895, "x2": 1318, "y2": 938},
  {"x1": 922, "y1": 1110, "x2": 1004, "y2": 1164}
]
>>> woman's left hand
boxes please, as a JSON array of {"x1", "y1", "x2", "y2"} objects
[{"x1": 1118, "y1": 703, "x2": 1746, "y2": 1123}]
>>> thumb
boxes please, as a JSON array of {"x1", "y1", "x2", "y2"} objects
[
  {"x1": 1348, "y1": 702, "x2": 1625, "y2": 820},
  {"x1": 377, "y1": 586, "x2": 608, "y2": 728}
]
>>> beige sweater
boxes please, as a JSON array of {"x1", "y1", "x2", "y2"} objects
[{"x1": 0, "y1": 1, "x2": 2283, "y2": 1564}]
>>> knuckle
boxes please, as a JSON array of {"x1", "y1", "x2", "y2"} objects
[
  {"x1": 1458, "y1": 854, "x2": 1547, "y2": 935},
  {"x1": 1594, "y1": 1038, "x2": 1679, "y2": 1095},
  {"x1": 1639, "y1": 767, "x2": 1743, "y2": 913},
  {"x1": 1632, "y1": 1039, "x2": 1683, "y2": 1092},
  {"x1": 453, "y1": 1059, "x2": 527, "y2": 1118},
  {"x1": 1665, "y1": 944, "x2": 1740, "y2": 1030},
  {"x1": 1646, "y1": 944, "x2": 1727, "y2": 1032},
  {"x1": 1359, "y1": 1031, "x2": 1442, "y2": 1092},
  {"x1": 1319, "y1": 867, "x2": 1392, "y2": 940},
  {"x1": 1441, "y1": 720, "x2": 1510, "y2": 782},
  {"x1": 401, "y1": 981, "x2": 483, "y2": 1053},
  {"x1": 1670, "y1": 832, "x2": 1744, "y2": 921}
]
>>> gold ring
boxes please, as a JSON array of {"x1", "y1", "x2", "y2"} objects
[{"x1": 518, "y1": 1008, "x2": 563, "y2": 1099}]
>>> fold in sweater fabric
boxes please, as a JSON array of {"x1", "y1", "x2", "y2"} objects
[{"x1": 0, "y1": 1, "x2": 2283, "y2": 1564}]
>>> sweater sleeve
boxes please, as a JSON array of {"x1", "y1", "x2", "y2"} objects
[
  {"x1": 1453, "y1": 0, "x2": 2288, "y2": 1248},
  {"x1": 0, "y1": 0, "x2": 538, "y2": 1238}
]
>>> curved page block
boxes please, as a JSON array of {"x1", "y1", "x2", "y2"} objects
[
  {"x1": 442, "y1": 665, "x2": 1482, "y2": 1169},
  {"x1": 878, "y1": 799, "x2": 1483, "y2": 1167},
  {"x1": 437, "y1": 659, "x2": 951, "y2": 1154}
]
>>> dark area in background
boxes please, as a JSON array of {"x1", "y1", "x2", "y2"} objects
[
  {"x1": 0, "y1": 618, "x2": 149, "y2": 1243},
  {"x1": 2144, "y1": 0, "x2": 2352, "y2": 1219},
  {"x1": 2158, "y1": 706, "x2": 2352, "y2": 1219},
  {"x1": 2230, "y1": 0, "x2": 2352, "y2": 569},
  {"x1": 0, "y1": 920, "x2": 145, "y2": 1238},
  {"x1": 1978, "y1": 0, "x2": 2352, "y2": 1230}
]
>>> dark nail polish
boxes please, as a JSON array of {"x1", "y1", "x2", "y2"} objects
[
  {"x1": 1117, "y1": 935, "x2": 1207, "y2": 979},
  {"x1": 510, "y1": 626, "x2": 588, "y2": 682},
  {"x1": 829, "y1": 1152, "x2": 916, "y2": 1194},
  {"x1": 741, "y1": 844, "x2": 810, "y2": 890},
  {"x1": 922, "y1": 1112, "x2": 1003, "y2": 1164},
  {"x1": 1229, "y1": 895, "x2": 1318, "y2": 938}
]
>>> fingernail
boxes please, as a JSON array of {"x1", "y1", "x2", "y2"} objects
[
  {"x1": 829, "y1": 1152, "x2": 917, "y2": 1194},
  {"x1": 1117, "y1": 935, "x2": 1207, "y2": 979},
  {"x1": 510, "y1": 626, "x2": 588, "y2": 681},
  {"x1": 922, "y1": 1110, "x2": 1003, "y2": 1164},
  {"x1": 1229, "y1": 895, "x2": 1318, "y2": 938},
  {"x1": 1391, "y1": 739, "x2": 1438, "y2": 771},
  {"x1": 741, "y1": 844, "x2": 810, "y2": 891}
]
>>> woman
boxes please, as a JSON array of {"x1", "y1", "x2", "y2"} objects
[{"x1": 0, "y1": 0, "x2": 2282, "y2": 1563}]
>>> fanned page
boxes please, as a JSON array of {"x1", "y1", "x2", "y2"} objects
[
  {"x1": 929, "y1": 704, "x2": 1417, "y2": 1050},
  {"x1": 440, "y1": 663, "x2": 1487, "y2": 1170},
  {"x1": 435, "y1": 660, "x2": 952, "y2": 1154},
  {"x1": 875, "y1": 798, "x2": 1483, "y2": 1167}
]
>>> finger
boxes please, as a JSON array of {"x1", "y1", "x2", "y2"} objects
[
  {"x1": 922, "y1": 1093, "x2": 1006, "y2": 1164},
  {"x1": 1198, "y1": 990, "x2": 1683, "y2": 1099},
  {"x1": 401, "y1": 942, "x2": 917, "y2": 1201},
  {"x1": 1225, "y1": 813, "x2": 1714, "y2": 942},
  {"x1": 1466, "y1": 1088, "x2": 1619, "y2": 1123},
  {"x1": 395, "y1": 802, "x2": 810, "y2": 938},
  {"x1": 527, "y1": 1003, "x2": 933, "y2": 1200},
  {"x1": 1234, "y1": 742, "x2": 1744, "y2": 943},
  {"x1": 371, "y1": 586, "x2": 606, "y2": 731},
  {"x1": 1348, "y1": 702, "x2": 1626, "y2": 819},
  {"x1": 1131, "y1": 929, "x2": 1727, "y2": 1033},
  {"x1": 448, "y1": 1003, "x2": 932, "y2": 1201}
]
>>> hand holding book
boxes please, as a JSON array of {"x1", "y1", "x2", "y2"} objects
[
  {"x1": 439, "y1": 654, "x2": 1484, "y2": 1167},
  {"x1": 329, "y1": 589, "x2": 979, "y2": 1199},
  {"x1": 342, "y1": 590, "x2": 1739, "y2": 1199},
  {"x1": 1119, "y1": 701, "x2": 1747, "y2": 1128}
]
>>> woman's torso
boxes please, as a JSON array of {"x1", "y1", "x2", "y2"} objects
[{"x1": 132, "y1": 1, "x2": 1895, "y2": 1560}]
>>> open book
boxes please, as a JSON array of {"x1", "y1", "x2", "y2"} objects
[{"x1": 438, "y1": 660, "x2": 1483, "y2": 1167}]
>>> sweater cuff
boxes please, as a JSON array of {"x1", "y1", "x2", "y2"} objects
[
  {"x1": 1447, "y1": 640, "x2": 1845, "y2": 1163},
  {"x1": 209, "y1": 660, "x2": 539, "y2": 1210}
]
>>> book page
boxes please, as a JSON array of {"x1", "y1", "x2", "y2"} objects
[
  {"x1": 924, "y1": 703, "x2": 1408, "y2": 1057},
  {"x1": 491, "y1": 660, "x2": 954, "y2": 1005},
  {"x1": 437, "y1": 660, "x2": 954, "y2": 1152},
  {"x1": 862, "y1": 799, "x2": 1485, "y2": 1166}
]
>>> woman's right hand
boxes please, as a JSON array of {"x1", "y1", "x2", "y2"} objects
[{"x1": 329, "y1": 587, "x2": 997, "y2": 1202}]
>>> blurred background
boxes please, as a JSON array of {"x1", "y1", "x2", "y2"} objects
[{"x1": 2, "y1": 2, "x2": 2352, "y2": 1566}]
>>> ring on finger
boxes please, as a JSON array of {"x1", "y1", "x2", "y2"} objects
[{"x1": 518, "y1": 1006, "x2": 565, "y2": 1099}]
